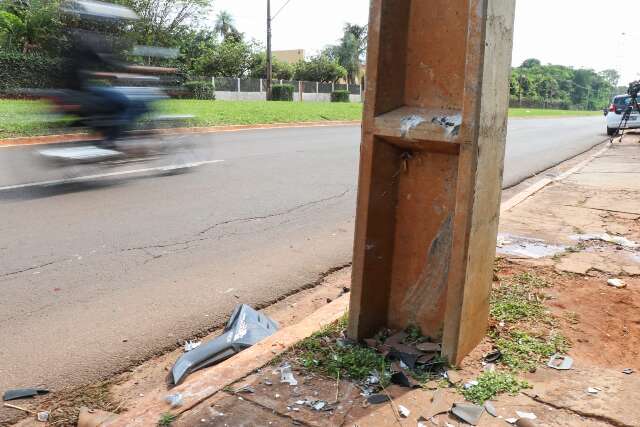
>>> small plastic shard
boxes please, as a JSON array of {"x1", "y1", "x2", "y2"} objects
[
  {"x1": 416, "y1": 342, "x2": 441, "y2": 352},
  {"x1": 280, "y1": 364, "x2": 298, "y2": 386},
  {"x1": 398, "y1": 405, "x2": 410, "y2": 418},
  {"x1": 484, "y1": 401, "x2": 498, "y2": 417},
  {"x1": 547, "y1": 354, "x2": 573, "y2": 370},
  {"x1": 184, "y1": 340, "x2": 202, "y2": 352},
  {"x1": 622, "y1": 368, "x2": 634, "y2": 375},
  {"x1": 505, "y1": 418, "x2": 518, "y2": 424},
  {"x1": 516, "y1": 411, "x2": 537, "y2": 419},
  {"x1": 165, "y1": 393, "x2": 183, "y2": 408},
  {"x1": 451, "y1": 402, "x2": 485, "y2": 425},
  {"x1": 586, "y1": 387, "x2": 599, "y2": 395},
  {"x1": 366, "y1": 394, "x2": 390, "y2": 405},
  {"x1": 2, "y1": 389, "x2": 50, "y2": 401},
  {"x1": 312, "y1": 400, "x2": 327, "y2": 411},
  {"x1": 366, "y1": 373, "x2": 380, "y2": 385},
  {"x1": 391, "y1": 371, "x2": 412, "y2": 388},
  {"x1": 484, "y1": 350, "x2": 502, "y2": 363},
  {"x1": 36, "y1": 411, "x2": 50, "y2": 422},
  {"x1": 607, "y1": 278, "x2": 626, "y2": 288},
  {"x1": 463, "y1": 380, "x2": 479, "y2": 389},
  {"x1": 400, "y1": 115, "x2": 426, "y2": 138}
]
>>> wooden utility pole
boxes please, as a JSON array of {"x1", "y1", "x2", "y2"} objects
[
  {"x1": 348, "y1": 0, "x2": 516, "y2": 365},
  {"x1": 266, "y1": 0, "x2": 272, "y2": 100}
]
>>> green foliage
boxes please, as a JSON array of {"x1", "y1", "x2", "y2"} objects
[
  {"x1": 461, "y1": 372, "x2": 529, "y2": 404},
  {"x1": 157, "y1": 413, "x2": 176, "y2": 426},
  {"x1": 490, "y1": 273, "x2": 549, "y2": 323},
  {"x1": 293, "y1": 55, "x2": 347, "y2": 83},
  {"x1": 0, "y1": 52, "x2": 67, "y2": 92},
  {"x1": 324, "y1": 23, "x2": 367, "y2": 84},
  {"x1": 294, "y1": 314, "x2": 390, "y2": 383},
  {"x1": 248, "y1": 52, "x2": 294, "y2": 80},
  {"x1": 496, "y1": 330, "x2": 569, "y2": 372},
  {"x1": 270, "y1": 84, "x2": 294, "y2": 101},
  {"x1": 331, "y1": 90, "x2": 350, "y2": 103},
  {"x1": 192, "y1": 39, "x2": 256, "y2": 77},
  {"x1": 182, "y1": 80, "x2": 215, "y2": 100},
  {"x1": 0, "y1": 0, "x2": 63, "y2": 54},
  {"x1": 510, "y1": 58, "x2": 617, "y2": 110}
]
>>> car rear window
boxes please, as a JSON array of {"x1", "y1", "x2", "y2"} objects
[{"x1": 614, "y1": 96, "x2": 631, "y2": 106}]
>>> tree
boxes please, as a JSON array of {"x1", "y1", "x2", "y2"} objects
[
  {"x1": 599, "y1": 69, "x2": 620, "y2": 87},
  {"x1": 248, "y1": 52, "x2": 293, "y2": 80},
  {"x1": 192, "y1": 38, "x2": 256, "y2": 77},
  {"x1": 293, "y1": 55, "x2": 347, "y2": 83},
  {"x1": 521, "y1": 58, "x2": 541, "y2": 68},
  {"x1": 0, "y1": 0, "x2": 62, "y2": 53},
  {"x1": 324, "y1": 23, "x2": 367, "y2": 84},
  {"x1": 214, "y1": 10, "x2": 240, "y2": 41}
]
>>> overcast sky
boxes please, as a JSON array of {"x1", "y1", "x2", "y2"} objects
[{"x1": 212, "y1": 0, "x2": 638, "y2": 85}]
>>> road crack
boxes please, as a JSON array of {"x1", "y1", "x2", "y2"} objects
[{"x1": 0, "y1": 261, "x2": 56, "y2": 279}]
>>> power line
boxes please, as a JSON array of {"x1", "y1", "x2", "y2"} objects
[{"x1": 271, "y1": 0, "x2": 293, "y2": 21}]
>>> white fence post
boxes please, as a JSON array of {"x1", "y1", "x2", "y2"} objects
[
  {"x1": 331, "y1": 82, "x2": 335, "y2": 92},
  {"x1": 237, "y1": 77, "x2": 241, "y2": 100},
  {"x1": 211, "y1": 76, "x2": 215, "y2": 99},
  {"x1": 259, "y1": 78, "x2": 263, "y2": 93}
]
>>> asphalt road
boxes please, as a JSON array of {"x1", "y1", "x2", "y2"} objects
[{"x1": 0, "y1": 115, "x2": 605, "y2": 414}]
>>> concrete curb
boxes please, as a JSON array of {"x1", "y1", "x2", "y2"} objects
[
  {"x1": 0, "y1": 121, "x2": 362, "y2": 148},
  {"x1": 500, "y1": 141, "x2": 612, "y2": 214},
  {"x1": 100, "y1": 295, "x2": 349, "y2": 427}
]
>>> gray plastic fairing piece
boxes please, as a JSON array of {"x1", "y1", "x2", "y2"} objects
[{"x1": 171, "y1": 304, "x2": 278, "y2": 385}]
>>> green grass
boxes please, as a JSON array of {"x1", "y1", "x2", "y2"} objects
[
  {"x1": 490, "y1": 272, "x2": 550, "y2": 323},
  {"x1": 495, "y1": 330, "x2": 569, "y2": 372},
  {"x1": 0, "y1": 99, "x2": 363, "y2": 139},
  {"x1": 0, "y1": 99, "x2": 602, "y2": 139},
  {"x1": 508, "y1": 107, "x2": 602, "y2": 118},
  {"x1": 461, "y1": 371, "x2": 530, "y2": 404},
  {"x1": 292, "y1": 314, "x2": 390, "y2": 383},
  {"x1": 157, "y1": 413, "x2": 176, "y2": 426}
]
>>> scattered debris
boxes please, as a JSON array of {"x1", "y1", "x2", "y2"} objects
[
  {"x1": 36, "y1": 411, "x2": 49, "y2": 422},
  {"x1": 547, "y1": 354, "x2": 573, "y2": 370},
  {"x1": 165, "y1": 393, "x2": 183, "y2": 408},
  {"x1": 623, "y1": 368, "x2": 634, "y2": 375},
  {"x1": 397, "y1": 404, "x2": 411, "y2": 418},
  {"x1": 516, "y1": 411, "x2": 537, "y2": 419},
  {"x1": 366, "y1": 373, "x2": 380, "y2": 385},
  {"x1": 183, "y1": 340, "x2": 202, "y2": 352},
  {"x1": 400, "y1": 115, "x2": 426, "y2": 138},
  {"x1": 505, "y1": 418, "x2": 518, "y2": 424},
  {"x1": 572, "y1": 233, "x2": 639, "y2": 249},
  {"x1": 235, "y1": 385, "x2": 256, "y2": 394},
  {"x1": 484, "y1": 401, "x2": 498, "y2": 417},
  {"x1": 280, "y1": 364, "x2": 298, "y2": 386},
  {"x1": 312, "y1": 400, "x2": 327, "y2": 411},
  {"x1": 171, "y1": 304, "x2": 279, "y2": 384},
  {"x1": 451, "y1": 402, "x2": 485, "y2": 426},
  {"x1": 484, "y1": 349, "x2": 502, "y2": 363},
  {"x1": 463, "y1": 380, "x2": 479, "y2": 389},
  {"x1": 586, "y1": 387, "x2": 600, "y2": 395},
  {"x1": 416, "y1": 342, "x2": 441, "y2": 352},
  {"x1": 391, "y1": 371, "x2": 414, "y2": 388},
  {"x1": 367, "y1": 394, "x2": 390, "y2": 405},
  {"x1": 2, "y1": 388, "x2": 49, "y2": 401},
  {"x1": 607, "y1": 278, "x2": 626, "y2": 288}
]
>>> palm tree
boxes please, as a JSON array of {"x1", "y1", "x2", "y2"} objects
[
  {"x1": 324, "y1": 23, "x2": 367, "y2": 84},
  {"x1": 214, "y1": 10, "x2": 237, "y2": 40}
]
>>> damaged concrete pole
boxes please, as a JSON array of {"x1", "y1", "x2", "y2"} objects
[{"x1": 347, "y1": 0, "x2": 515, "y2": 365}]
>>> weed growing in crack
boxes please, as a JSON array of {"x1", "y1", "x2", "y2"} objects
[
  {"x1": 495, "y1": 330, "x2": 569, "y2": 372},
  {"x1": 291, "y1": 314, "x2": 391, "y2": 384},
  {"x1": 490, "y1": 281, "x2": 548, "y2": 323},
  {"x1": 461, "y1": 371, "x2": 530, "y2": 404},
  {"x1": 158, "y1": 413, "x2": 176, "y2": 426}
]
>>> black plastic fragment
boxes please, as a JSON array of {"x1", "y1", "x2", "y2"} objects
[
  {"x1": 390, "y1": 371, "x2": 412, "y2": 388},
  {"x1": 3, "y1": 388, "x2": 49, "y2": 401},
  {"x1": 484, "y1": 350, "x2": 502, "y2": 363},
  {"x1": 367, "y1": 394, "x2": 390, "y2": 404}
]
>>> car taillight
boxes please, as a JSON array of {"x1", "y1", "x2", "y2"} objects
[{"x1": 609, "y1": 104, "x2": 616, "y2": 112}]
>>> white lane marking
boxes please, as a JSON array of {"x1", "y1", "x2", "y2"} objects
[{"x1": 0, "y1": 159, "x2": 224, "y2": 192}]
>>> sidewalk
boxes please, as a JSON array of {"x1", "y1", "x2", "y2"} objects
[{"x1": 11, "y1": 136, "x2": 640, "y2": 427}]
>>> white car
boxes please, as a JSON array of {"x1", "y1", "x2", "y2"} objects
[{"x1": 606, "y1": 94, "x2": 640, "y2": 135}]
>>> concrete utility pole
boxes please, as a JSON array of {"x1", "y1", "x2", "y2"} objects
[
  {"x1": 348, "y1": 0, "x2": 516, "y2": 365},
  {"x1": 266, "y1": 0, "x2": 272, "y2": 100}
]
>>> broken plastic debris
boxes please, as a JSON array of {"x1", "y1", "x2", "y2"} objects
[
  {"x1": 171, "y1": 304, "x2": 278, "y2": 384},
  {"x1": 398, "y1": 404, "x2": 410, "y2": 418},
  {"x1": 280, "y1": 364, "x2": 298, "y2": 386},
  {"x1": 183, "y1": 340, "x2": 202, "y2": 352},
  {"x1": 607, "y1": 278, "x2": 626, "y2": 288},
  {"x1": 586, "y1": 387, "x2": 599, "y2": 395},
  {"x1": 36, "y1": 411, "x2": 50, "y2": 422},
  {"x1": 484, "y1": 401, "x2": 497, "y2": 417},
  {"x1": 165, "y1": 393, "x2": 183, "y2": 408},
  {"x1": 484, "y1": 349, "x2": 502, "y2": 363},
  {"x1": 622, "y1": 368, "x2": 634, "y2": 375},
  {"x1": 547, "y1": 354, "x2": 573, "y2": 370},
  {"x1": 390, "y1": 371, "x2": 413, "y2": 388},
  {"x1": 366, "y1": 394, "x2": 390, "y2": 405},
  {"x1": 2, "y1": 389, "x2": 49, "y2": 401},
  {"x1": 515, "y1": 411, "x2": 537, "y2": 419},
  {"x1": 312, "y1": 400, "x2": 327, "y2": 411},
  {"x1": 463, "y1": 380, "x2": 479, "y2": 389},
  {"x1": 572, "y1": 233, "x2": 639, "y2": 249},
  {"x1": 505, "y1": 418, "x2": 518, "y2": 424},
  {"x1": 366, "y1": 373, "x2": 380, "y2": 385},
  {"x1": 451, "y1": 402, "x2": 484, "y2": 426},
  {"x1": 400, "y1": 115, "x2": 426, "y2": 138}
]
